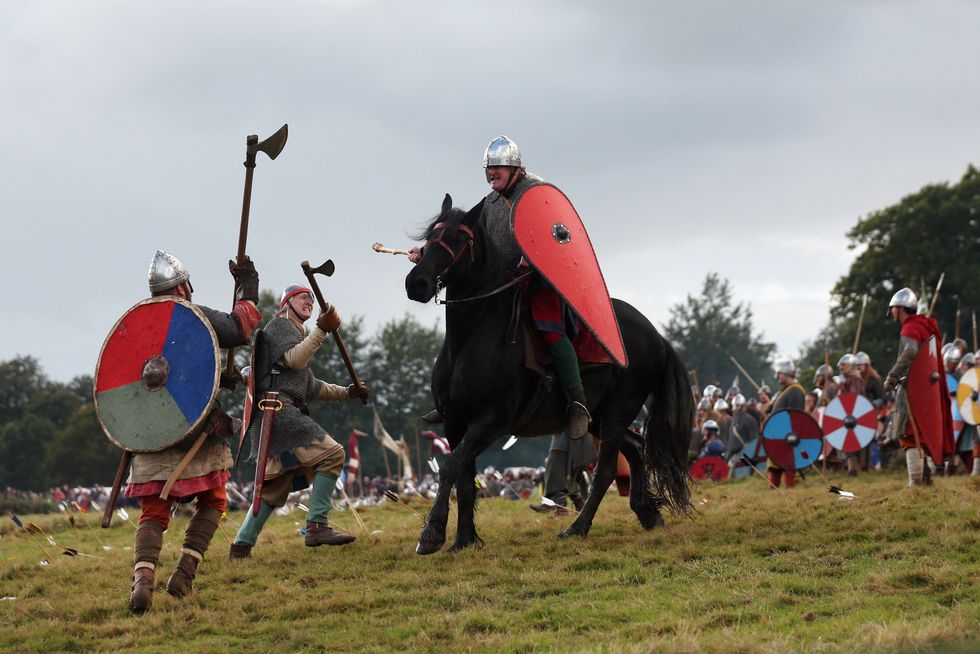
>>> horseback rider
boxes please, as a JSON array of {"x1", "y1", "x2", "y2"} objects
[
  {"x1": 126, "y1": 250, "x2": 261, "y2": 613},
  {"x1": 411, "y1": 136, "x2": 591, "y2": 439},
  {"x1": 229, "y1": 284, "x2": 369, "y2": 558}
]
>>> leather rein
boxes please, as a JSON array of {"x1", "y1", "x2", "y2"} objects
[{"x1": 424, "y1": 221, "x2": 531, "y2": 305}]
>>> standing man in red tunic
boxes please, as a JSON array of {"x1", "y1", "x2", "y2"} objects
[{"x1": 883, "y1": 287, "x2": 954, "y2": 486}]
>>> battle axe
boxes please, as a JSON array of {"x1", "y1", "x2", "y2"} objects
[
  {"x1": 301, "y1": 259, "x2": 369, "y2": 404},
  {"x1": 226, "y1": 124, "x2": 289, "y2": 377}
]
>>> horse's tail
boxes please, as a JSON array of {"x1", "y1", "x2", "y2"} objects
[{"x1": 643, "y1": 337, "x2": 694, "y2": 515}]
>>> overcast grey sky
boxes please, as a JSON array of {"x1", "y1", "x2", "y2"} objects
[{"x1": 3, "y1": 1, "x2": 979, "y2": 381}]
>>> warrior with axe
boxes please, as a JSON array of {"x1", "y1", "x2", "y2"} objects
[
  {"x1": 229, "y1": 272, "x2": 369, "y2": 559},
  {"x1": 94, "y1": 125, "x2": 285, "y2": 613}
]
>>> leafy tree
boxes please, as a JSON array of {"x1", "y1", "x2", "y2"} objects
[
  {"x1": 44, "y1": 404, "x2": 120, "y2": 486},
  {"x1": 363, "y1": 314, "x2": 444, "y2": 477},
  {"x1": 0, "y1": 356, "x2": 48, "y2": 426},
  {"x1": 663, "y1": 273, "x2": 776, "y2": 393},
  {"x1": 801, "y1": 165, "x2": 980, "y2": 373},
  {"x1": 0, "y1": 413, "x2": 57, "y2": 490}
]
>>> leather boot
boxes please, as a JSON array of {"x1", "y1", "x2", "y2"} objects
[
  {"x1": 228, "y1": 543, "x2": 252, "y2": 560},
  {"x1": 128, "y1": 565, "x2": 155, "y2": 613},
  {"x1": 305, "y1": 521, "x2": 356, "y2": 547},
  {"x1": 166, "y1": 550, "x2": 201, "y2": 598}
]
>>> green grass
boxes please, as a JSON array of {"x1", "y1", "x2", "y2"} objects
[{"x1": 2, "y1": 471, "x2": 979, "y2": 653}]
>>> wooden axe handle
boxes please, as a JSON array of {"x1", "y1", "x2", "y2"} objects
[
  {"x1": 302, "y1": 264, "x2": 368, "y2": 404},
  {"x1": 101, "y1": 450, "x2": 132, "y2": 528}
]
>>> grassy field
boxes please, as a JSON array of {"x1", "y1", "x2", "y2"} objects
[{"x1": 2, "y1": 469, "x2": 979, "y2": 653}]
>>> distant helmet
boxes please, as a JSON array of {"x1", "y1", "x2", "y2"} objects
[
  {"x1": 941, "y1": 343, "x2": 953, "y2": 357},
  {"x1": 854, "y1": 351, "x2": 870, "y2": 366},
  {"x1": 960, "y1": 353, "x2": 976, "y2": 368},
  {"x1": 697, "y1": 397, "x2": 712, "y2": 410},
  {"x1": 944, "y1": 347, "x2": 962, "y2": 367},
  {"x1": 148, "y1": 250, "x2": 190, "y2": 294},
  {"x1": 837, "y1": 353, "x2": 856, "y2": 368},
  {"x1": 809, "y1": 387, "x2": 823, "y2": 399},
  {"x1": 711, "y1": 386, "x2": 724, "y2": 399},
  {"x1": 702, "y1": 419, "x2": 719, "y2": 432},
  {"x1": 279, "y1": 283, "x2": 313, "y2": 310},
  {"x1": 952, "y1": 338, "x2": 968, "y2": 353},
  {"x1": 482, "y1": 135, "x2": 523, "y2": 173},
  {"x1": 713, "y1": 398, "x2": 730, "y2": 412},
  {"x1": 731, "y1": 394, "x2": 746, "y2": 409},
  {"x1": 702, "y1": 385, "x2": 718, "y2": 400},
  {"x1": 886, "y1": 287, "x2": 918, "y2": 315},
  {"x1": 814, "y1": 364, "x2": 832, "y2": 383},
  {"x1": 726, "y1": 385, "x2": 740, "y2": 397},
  {"x1": 774, "y1": 358, "x2": 796, "y2": 378},
  {"x1": 758, "y1": 384, "x2": 772, "y2": 396}
]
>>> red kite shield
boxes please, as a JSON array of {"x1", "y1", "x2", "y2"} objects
[
  {"x1": 94, "y1": 298, "x2": 220, "y2": 452},
  {"x1": 907, "y1": 336, "x2": 953, "y2": 462},
  {"x1": 513, "y1": 184, "x2": 627, "y2": 367}
]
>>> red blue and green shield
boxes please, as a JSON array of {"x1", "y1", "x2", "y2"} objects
[
  {"x1": 822, "y1": 393, "x2": 876, "y2": 453},
  {"x1": 513, "y1": 184, "x2": 627, "y2": 367},
  {"x1": 94, "y1": 298, "x2": 220, "y2": 452},
  {"x1": 762, "y1": 409, "x2": 823, "y2": 471}
]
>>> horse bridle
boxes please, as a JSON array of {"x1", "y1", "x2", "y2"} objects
[
  {"x1": 423, "y1": 220, "x2": 533, "y2": 307},
  {"x1": 425, "y1": 221, "x2": 475, "y2": 280}
]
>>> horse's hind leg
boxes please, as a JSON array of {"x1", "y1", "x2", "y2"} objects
[
  {"x1": 447, "y1": 458, "x2": 483, "y2": 553},
  {"x1": 621, "y1": 433, "x2": 664, "y2": 530},
  {"x1": 559, "y1": 433, "x2": 622, "y2": 539}
]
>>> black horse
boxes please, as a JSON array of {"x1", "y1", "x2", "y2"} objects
[{"x1": 405, "y1": 194, "x2": 693, "y2": 554}]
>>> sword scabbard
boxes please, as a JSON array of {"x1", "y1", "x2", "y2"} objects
[{"x1": 251, "y1": 390, "x2": 281, "y2": 517}]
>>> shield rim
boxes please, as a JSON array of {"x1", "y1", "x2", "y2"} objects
[
  {"x1": 512, "y1": 183, "x2": 628, "y2": 367},
  {"x1": 93, "y1": 296, "x2": 220, "y2": 453},
  {"x1": 761, "y1": 408, "x2": 824, "y2": 471}
]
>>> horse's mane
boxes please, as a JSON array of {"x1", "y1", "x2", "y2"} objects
[{"x1": 414, "y1": 197, "x2": 505, "y2": 292}]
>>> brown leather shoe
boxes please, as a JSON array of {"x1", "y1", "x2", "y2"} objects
[
  {"x1": 128, "y1": 567, "x2": 155, "y2": 613},
  {"x1": 228, "y1": 543, "x2": 252, "y2": 560},
  {"x1": 166, "y1": 552, "x2": 201, "y2": 598},
  {"x1": 304, "y1": 521, "x2": 356, "y2": 547},
  {"x1": 567, "y1": 401, "x2": 591, "y2": 439}
]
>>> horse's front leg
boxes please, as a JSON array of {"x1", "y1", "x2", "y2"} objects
[
  {"x1": 447, "y1": 458, "x2": 482, "y2": 553},
  {"x1": 559, "y1": 434, "x2": 622, "y2": 539},
  {"x1": 417, "y1": 464, "x2": 452, "y2": 555}
]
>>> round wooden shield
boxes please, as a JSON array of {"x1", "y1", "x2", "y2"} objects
[
  {"x1": 94, "y1": 297, "x2": 220, "y2": 452},
  {"x1": 822, "y1": 393, "x2": 877, "y2": 453},
  {"x1": 690, "y1": 456, "x2": 729, "y2": 481},
  {"x1": 740, "y1": 437, "x2": 767, "y2": 462},
  {"x1": 956, "y1": 368, "x2": 980, "y2": 426},
  {"x1": 762, "y1": 409, "x2": 823, "y2": 471}
]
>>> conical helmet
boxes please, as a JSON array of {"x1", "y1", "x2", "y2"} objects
[
  {"x1": 482, "y1": 135, "x2": 523, "y2": 170},
  {"x1": 148, "y1": 250, "x2": 190, "y2": 293}
]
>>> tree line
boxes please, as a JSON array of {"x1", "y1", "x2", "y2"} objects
[{"x1": 4, "y1": 164, "x2": 978, "y2": 489}]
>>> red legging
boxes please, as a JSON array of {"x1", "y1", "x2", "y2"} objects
[{"x1": 138, "y1": 486, "x2": 227, "y2": 530}]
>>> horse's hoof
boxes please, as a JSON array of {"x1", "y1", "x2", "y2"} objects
[
  {"x1": 446, "y1": 537, "x2": 484, "y2": 554},
  {"x1": 416, "y1": 540, "x2": 443, "y2": 555},
  {"x1": 558, "y1": 527, "x2": 587, "y2": 539}
]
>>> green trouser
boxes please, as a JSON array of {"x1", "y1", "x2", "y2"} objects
[
  {"x1": 307, "y1": 473, "x2": 338, "y2": 524},
  {"x1": 233, "y1": 502, "x2": 274, "y2": 547},
  {"x1": 544, "y1": 337, "x2": 585, "y2": 405}
]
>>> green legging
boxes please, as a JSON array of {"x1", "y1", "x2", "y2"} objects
[{"x1": 232, "y1": 501, "x2": 274, "y2": 547}]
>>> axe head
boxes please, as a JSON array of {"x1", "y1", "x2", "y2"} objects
[
  {"x1": 301, "y1": 259, "x2": 335, "y2": 278},
  {"x1": 249, "y1": 124, "x2": 288, "y2": 160}
]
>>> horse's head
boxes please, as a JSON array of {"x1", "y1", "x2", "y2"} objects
[{"x1": 406, "y1": 193, "x2": 482, "y2": 303}]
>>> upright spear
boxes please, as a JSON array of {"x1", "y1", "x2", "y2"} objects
[{"x1": 852, "y1": 294, "x2": 869, "y2": 354}]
